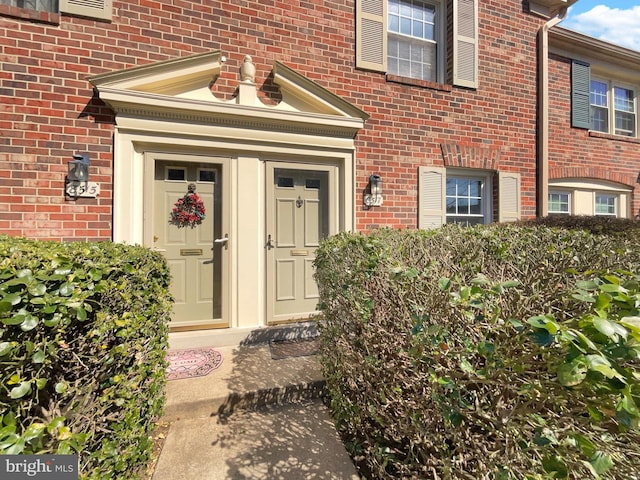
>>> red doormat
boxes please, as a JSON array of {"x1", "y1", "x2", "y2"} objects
[{"x1": 166, "y1": 347, "x2": 223, "y2": 381}]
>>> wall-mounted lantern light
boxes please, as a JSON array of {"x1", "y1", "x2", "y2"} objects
[
  {"x1": 65, "y1": 153, "x2": 99, "y2": 198},
  {"x1": 363, "y1": 174, "x2": 383, "y2": 207},
  {"x1": 68, "y1": 153, "x2": 90, "y2": 182}
]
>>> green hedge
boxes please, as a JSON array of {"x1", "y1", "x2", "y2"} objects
[
  {"x1": 314, "y1": 223, "x2": 640, "y2": 479},
  {"x1": 0, "y1": 236, "x2": 172, "y2": 479}
]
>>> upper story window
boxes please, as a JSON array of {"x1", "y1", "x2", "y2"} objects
[
  {"x1": 0, "y1": 0, "x2": 56, "y2": 12},
  {"x1": 387, "y1": 0, "x2": 441, "y2": 83},
  {"x1": 356, "y1": 0, "x2": 478, "y2": 89},
  {"x1": 571, "y1": 60, "x2": 638, "y2": 138},
  {"x1": 590, "y1": 79, "x2": 637, "y2": 137}
]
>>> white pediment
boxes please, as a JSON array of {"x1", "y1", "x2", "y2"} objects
[{"x1": 88, "y1": 50, "x2": 368, "y2": 137}]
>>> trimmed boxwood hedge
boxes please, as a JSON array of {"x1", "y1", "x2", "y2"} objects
[
  {"x1": 315, "y1": 220, "x2": 640, "y2": 479},
  {"x1": 0, "y1": 236, "x2": 172, "y2": 479}
]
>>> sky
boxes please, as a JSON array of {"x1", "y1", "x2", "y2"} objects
[{"x1": 562, "y1": 1, "x2": 640, "y2": 51}]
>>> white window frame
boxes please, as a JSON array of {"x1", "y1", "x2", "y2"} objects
[
  {"x1": 548, "y1": 190, "x2": 571, "y2": 215},
  {"x1": 549, "y1": 180, "x2": 631, "y2": 218},
  {"x1": 594, "y1": 193, "x2": 617, "y2": 217},
  {"x1": 590, "y1": 77, "x2": 638, "y2": 137},
  {"x1": 445, "y1": 170, "x2": 492, "y2": 225},
  {"x1": 387, "y1": 0, "x2": 445, "y2": 83}
]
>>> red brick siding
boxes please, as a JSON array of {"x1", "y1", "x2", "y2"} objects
[
  {"x1": 1, "y1": 0, "x2": 548, "y2": 240},
  {"x1": 548, "y1": 53, "x2": 640, "y2": 219}
]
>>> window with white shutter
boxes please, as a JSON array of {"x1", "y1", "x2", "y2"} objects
[
  {"x1": 60, "y1": 0, "x2": 112, "y2": 21},
  {"x1": 452, "y1": 0, "x2": 478, "y2": 88},
  {"x1": 356, "y1": 0, "x2": 478, "y2": 88}
]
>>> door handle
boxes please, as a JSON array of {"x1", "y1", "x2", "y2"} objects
[
  {"x1": 265, "y1": 234, "x2": 274, "y2": 250},
  {"x1": 214, "y1": 234, "x2": 228, "y2": 250}
]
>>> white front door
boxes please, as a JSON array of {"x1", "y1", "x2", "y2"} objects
[
  {"x1": 149, "y1": 155, "x2": 229, "y2": 330},
  {"x1": 266, "y1": 162, "x2": 336, "y2": 324}
]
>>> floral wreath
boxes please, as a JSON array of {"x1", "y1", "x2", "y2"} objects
[{"x1": 170, "y1": 183, "x2": 206, "y2": 228}]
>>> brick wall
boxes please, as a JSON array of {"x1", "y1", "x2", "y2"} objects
[
  {"x1": 0, "y1": 0, "x2": 548, "y2": 240},
  {"x1": 548, "y1": 53, "x2": 640, "y2": 219}
]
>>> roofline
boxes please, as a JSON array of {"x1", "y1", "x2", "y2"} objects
[{"x1": 549, "y1": 26, "x2": 640, "y2": 67}]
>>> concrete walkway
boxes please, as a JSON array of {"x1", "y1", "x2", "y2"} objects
[{"x1": 152, "y1": 325, "x2": 360, "y2": 480}]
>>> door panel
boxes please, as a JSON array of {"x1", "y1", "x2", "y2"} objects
[
  {"x1": 153, "y1": 160, "x2": 227, "y2": 329},
  {"x1": 267, "y1": 164, "x2": 334, "y2": 323}
]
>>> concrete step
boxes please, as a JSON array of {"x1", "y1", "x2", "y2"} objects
[
  {"x1": 152, "y1": 324, "x2": 360, "y2": 480},
  {"x1": 153, "y1": 399, "x2": 360, "y2": 480},
  {"x1": 164, "y1": 324, "x2": 325, "y2": 421},
  {"x1": 162, "y1": 339, "x2": 326, "y2": 421}
]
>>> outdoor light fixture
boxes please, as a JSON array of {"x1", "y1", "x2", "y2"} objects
[
  {"x1": 68, "y1": 153, "x2": 90, "y2": 182},
  {"x1": 65, "y1": 153, "x2": 98, "y2": 198},
  {"x1": 363, "y1": 174, "x2": 383, "y2": 207}
]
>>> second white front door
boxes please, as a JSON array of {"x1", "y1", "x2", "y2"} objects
[{"x1": 266, "y1": 163, "x2": 336, "y2": 324}]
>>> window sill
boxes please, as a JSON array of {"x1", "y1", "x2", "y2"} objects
[
  {"x1": 0, "y1": 4, "x2": 59, "y2": 23},
  {"x1": 588, "y1": 131, "x2": 640, "y2": 144},
  {"x1": 386, "y1": 74, "x2": 452, "y2": 92}
]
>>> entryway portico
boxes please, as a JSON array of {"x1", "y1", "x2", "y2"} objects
[{"x1": 89, "y1": 51, "x2": 367, "y2": 331}]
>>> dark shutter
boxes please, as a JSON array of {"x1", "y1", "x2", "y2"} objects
[{"x1": 571, "y1": 60, "x2": 591, "y2": 129}]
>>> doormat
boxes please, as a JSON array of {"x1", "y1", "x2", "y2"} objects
[
  {"x1": 269, "y1": 337, "x2": 320, "y2": 360},
  {"x1": 166, "y1": 347, "x2": 223, "y2": 381}
]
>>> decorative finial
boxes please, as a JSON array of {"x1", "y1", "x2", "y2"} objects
[{"x1": 240, "y1": 55, "x2": 256, "y2": 83}]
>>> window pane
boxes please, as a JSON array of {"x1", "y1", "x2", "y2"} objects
[
  {"x1": 614, "y1": 87, "x2": 634, "y2": 112},
  {"x1": 548, "y1": 192, "x2": 570, "y2": 214},
  {"x1": 590, "y1": 81, "x2": 608, "y2": 107},
  {"x1": 387, "y1": 0, "x2": 438, "y2": 81},
  {"x1": 413, "y1": 20, "x2": 423, "y2": 38},
  {"x1": 400, "y1": 17, "x2": 412, "y2": 35},
  {"x1": 615, "y1": 111, "x2": 635, "y2": 136},
  {"x1": 613, "y1": 86, "x2": 636, "y2": 136},
  {"x1": 446, "y1": 177, "x2": 485, "y2": 224},
  {"x1": 389, "y1": 15, "x2": 400, "y2": 33},
  {"x1": 591, "y1": 106, "x2": 608, "y2": 133},
  {"x1": 199, "y1": 170, "x2": 216, "y2": 182},
  {"x1": 595, "y1": 194, "x2": 616, "y2": 216},
  {"x1": 2, "y1": 0, "x2": 57, "y2": 12},
  {"x1": 167, "y1": 168, "x2": 186, "y2": 181}
]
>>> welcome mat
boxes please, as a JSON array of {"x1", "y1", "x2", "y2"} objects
[
  {"x1": 269, "y1": 337, "x2": 320, "y2": 360},
  {"x1": 166, "y1": 347, "x2": 223, "y2": 381}
]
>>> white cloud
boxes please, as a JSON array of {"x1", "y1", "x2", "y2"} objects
[{"x1": 563, "y1": 5, "x2": 640, "y2": 51}]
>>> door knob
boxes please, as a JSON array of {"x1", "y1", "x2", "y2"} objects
[{"x1": 265, "y1": 234, "x2": 274, "y2": 250}]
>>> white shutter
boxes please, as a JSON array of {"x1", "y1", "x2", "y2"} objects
[
  {"x1": 453, "y1": 0, "x2": 478, "y2": 89},
  {"x1": 60, "y1": 0, "x2": 112, "y2": 21},
  {"x1": 356, "y1": 0, "x2": 387, "y2": 72},
  {"x1": 498, "y1": 171, "x2": 521, "y2": 223},
  {"x1": 418, "y1": 166, "x2": 446, "y2": 229}
]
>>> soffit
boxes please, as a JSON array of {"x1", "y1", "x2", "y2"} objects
[
  {"x1": 529, "y1": 0, "x2": 579, "y2": 18},
  {"x1": 88, "y1": 50, "x2": 368, "y2": 138},
  {"x1": 549, "y1": 27, "x2": 640, "y2": 80}
]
